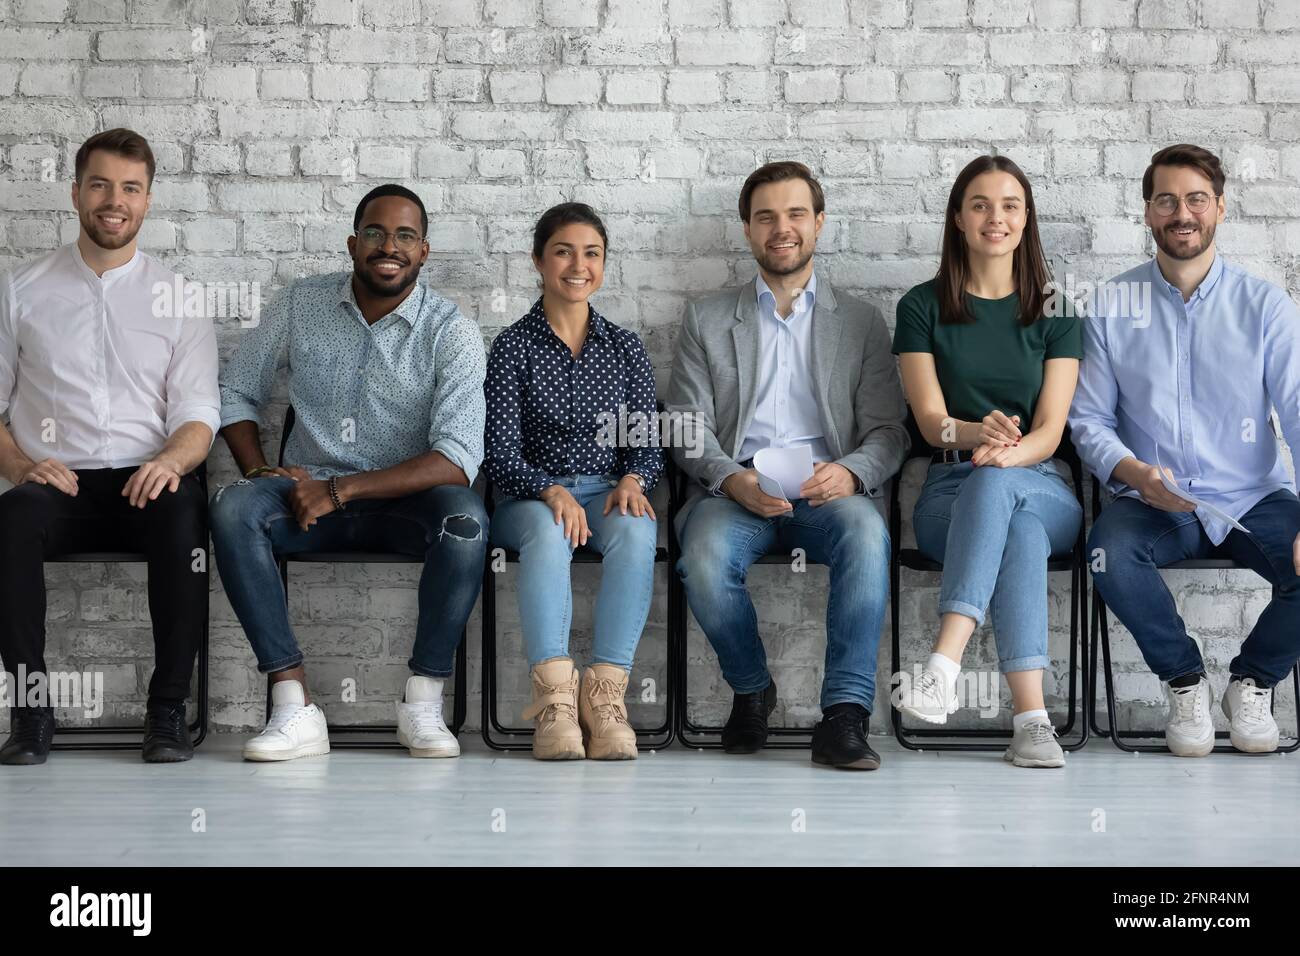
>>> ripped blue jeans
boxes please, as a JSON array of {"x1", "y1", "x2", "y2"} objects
[{"x1": 210, "y1": 477, "x2": 487, "y2": 678}]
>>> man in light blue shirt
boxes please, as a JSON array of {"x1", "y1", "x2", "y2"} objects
[
  {"x1": 1071, "y1": 144, "x2": 1300, "y2": 756},
  {"x1": 210, "y1": 184, "x2": 487, "y2": 762}
]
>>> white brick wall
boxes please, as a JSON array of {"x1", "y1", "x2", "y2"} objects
[{"x1": 1, "y1": 0, "x2": 1298, "y2": 736}]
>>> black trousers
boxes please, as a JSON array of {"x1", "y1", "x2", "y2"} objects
[{"x1": 0, "y1": 467, "x2": 207, "y2": 705}]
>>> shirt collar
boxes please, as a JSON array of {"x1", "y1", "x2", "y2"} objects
[
  {"x1": 756, "y1": 271, "x2": 817, "y2": 318},
  {"x1": 523, "y1": 297, "x2": 609, "y2": 343},
  {"x1": 1150, "y1": 253, "x2": 1224, "y2": 306},
  {"x1": 338, "y1": 273, "x2": 424, "y2": 328},
  {"x1": 70, "y1": 241, "x2": 141, "y2": 283}
]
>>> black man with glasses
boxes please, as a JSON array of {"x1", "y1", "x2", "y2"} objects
[
  {"x1": 210, "y1": 184, "x2": 488, "y2": 762},
  {"x1": 1070, "y1": 145, "x2": 1300, "y2": 757}
]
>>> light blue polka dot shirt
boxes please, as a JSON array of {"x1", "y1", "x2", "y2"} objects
[{"x1": 219, "y1": 272, "x2": 486, "y2": 483}]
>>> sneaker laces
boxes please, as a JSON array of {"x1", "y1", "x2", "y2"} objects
[
  {"x1": 404, "y1": 698, "x2": 447, "y2": 736},
  {"x1": 585, "y1": 676, "x2": 630, "y2": 727},
  {"x1": 525, "y1": 678, "x2": 578, "y2": 725},
  {"x1": 1171, "y1": 682, "x2": 1204, "y2": 724},
  {"x1": 264, "y1": 704, "x2": 313, "y2": 737},
  {"x1": 915, "y1": 670, "x2": 947, "y2": 707},
  {"x1": 1024, "y1": 720, "x2": 1057, "y2": 745},
  {"x1": 1236, "y1": 680, "x2": 1272, "y2": 725}
]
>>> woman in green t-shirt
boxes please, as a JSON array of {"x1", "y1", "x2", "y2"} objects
[{"x1": 891, "y1": 155, "x2": 1083, "y2": 769}]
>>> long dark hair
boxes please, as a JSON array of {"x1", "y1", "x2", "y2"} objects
[{"x1": 936, "y1": 155, "x2": 1050, "y2": 327}]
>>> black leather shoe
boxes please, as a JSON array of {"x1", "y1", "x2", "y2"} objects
[
  {"x1": 0, "y1": 706, "x2": 55, "y2": 766},
  {"x1": 142, "y1": 700, "x2": 193, "y2": 763},
  {"x1": 721, "y1": 678, "x2": 777, "y2": 754},
  {"x1": 811, "y1": 703, "x2": 880, "y2": 770}
]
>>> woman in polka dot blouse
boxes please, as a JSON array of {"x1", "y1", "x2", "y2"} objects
[{"x1": 484, "y1": 203, "x2": 664, "y2": 762}]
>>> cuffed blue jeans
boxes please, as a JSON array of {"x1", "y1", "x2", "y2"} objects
[
  {"x1": 210, "y1": 477, "x2": 487, "y2": 678},
  {"x1": 490, "y1": 474, "x2": 657, "y2": 671},
  {"x1": 675, "y1": 494, "x2": 890, "y2": 712},
  {"x1": 913, "y1": 461, "x2": 1082, "y2": 673},
  {"x1": 1088, "y1": 489, "x2": 1300, "y2": 687}
]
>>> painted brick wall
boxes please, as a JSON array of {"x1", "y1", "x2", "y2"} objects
[{"x1": 2, "y1": 0, "x2": 1298, "y2": 736}]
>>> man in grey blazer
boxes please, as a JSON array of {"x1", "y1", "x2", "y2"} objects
[{"x1": 668, "y1": 162, "x2": 909, "y2": 770}]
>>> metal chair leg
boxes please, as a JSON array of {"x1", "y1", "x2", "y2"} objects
[{"x1": 1093, "y1": 586, "x2": 1300, "y2": 754}]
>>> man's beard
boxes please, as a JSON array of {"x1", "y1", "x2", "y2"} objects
[
  {"x1": 355, "y1": 256, "x2": 421, "y2": 298},
  {"x1": 757, "y1": 241, "x2": 814, "y2": 276},
  {"x1": 79, "y1": 207, "x2": 140, "y2": 251},
  {"x1": 1153, "y1": 218, "x2": 1216, "y2": 261}
]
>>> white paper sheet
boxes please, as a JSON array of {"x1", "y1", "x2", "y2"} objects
[
  {"x1": 752, "y1": 445, "x2": 815, "y2": 501},
  {"x1": 1154, "y1": 447, "x2": 1249, "y2": 533}
]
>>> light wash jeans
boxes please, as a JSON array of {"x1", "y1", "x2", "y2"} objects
[
  {"x1": 490, "y1": 474, "x2": 658, "y2": 671},
  {"x1": 912, "y1": 460, "x2": 1081, "y2": 673}
]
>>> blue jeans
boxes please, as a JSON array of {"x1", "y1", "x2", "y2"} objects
[
  {"x1": 210, "y1": 477, "x2": 487, "y2": 677},
  {"x1": 675, "y1": 494, "x2": 890, "y2": 712},
  {"x1": 1088, "y1": 489, "x2": 1300, "y2": 687},
  {"x1": 490, "y1": 474, "x2": 658, "y2": 670},
  {"x1": 913, "y1": 461, "x2": 1082, "y2": 673}
]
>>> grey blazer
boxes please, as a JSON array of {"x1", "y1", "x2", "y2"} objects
[{"x1": 666, "y1": 275, "x2": 910, "y2": 527}]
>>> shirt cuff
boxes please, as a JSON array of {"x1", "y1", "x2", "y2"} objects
[
  {"x1": 167, "y1": 405, "x2": 221, "y2": 447},
  {"x1": 1096, "y1": 441, "x2": 1137, "y2": 488},
  {"x1": 219, "y1": 401, "x2": 262, "y2": 430},
  {"x1": 431, "y1": 438, "x2": 478, "y2": 487}
]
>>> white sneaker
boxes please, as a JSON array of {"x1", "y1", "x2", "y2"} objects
[
  {"x1": 1165, "y1": 676, "x2": 1214, "y2": 757},
  {"x1": 243, "y1": 680, "x2": 330, "y2": 762},
  {"x1": 895, "y1": 668, "x2": 958, "y2": 725},
  {"x1": 1221, "y1": 677, "x2": 1279, "y2": 753},
  {"x1": 396, "y1": 676, "x2": 460, "y2": 758}
]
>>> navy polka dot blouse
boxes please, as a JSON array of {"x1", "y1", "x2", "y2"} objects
[{"x1": 484, "y1": 297, "x2": 664, "y2": 499}]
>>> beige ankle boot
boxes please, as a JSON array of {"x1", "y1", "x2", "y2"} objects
[
  {"x1": 579, "y1": 663, "x2": 637, "y2": 760},
  {"x1": 522, "y1": 658, "x2": 585, "y2": 760}
]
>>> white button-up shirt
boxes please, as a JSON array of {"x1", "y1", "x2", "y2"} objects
[
  {"x1": 738, "y1": 270, "x2": 830, "y2": 463},
  {"x1": 0, "y1": 243, "x2": 220, "y2": 471}
]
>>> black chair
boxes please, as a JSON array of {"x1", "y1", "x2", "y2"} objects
[
  {"x1": 263, "y1": 407, "x2": 468, "y2": 747},
  {"x1": 889, "y1": 410, "x2": 1090, "y2": 752},
  {"x1": 479, "y1": 463, "x2": 678, "y2": 752},
  {"x1": 669, "y1": 464, "x2": 836, "y2": 749},
  {"x1": 48, "y1": 466, "x2": 210, "y2": 752},
  {"x1": 1088, "y1": 480, "x2": 1300, "y2": 754}
]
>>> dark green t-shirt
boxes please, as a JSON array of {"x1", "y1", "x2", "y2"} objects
[{"x1": 891, "y1": 278, "x2": 1082, "y2": 427}]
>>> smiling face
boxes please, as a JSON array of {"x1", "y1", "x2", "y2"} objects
[
  {"x1": 533, "y1": 222, "x2": 605, "y2": 304},
  {"x1": 1145, "y1": 163, "x2": 1224, "y2": 262},
  {"x1": 71, "y1": 150, "x2": 151, "y2": 251},
  {"x1": 953, "y1": 170, "x2": 1026, "y2": 262},
  {"x1": 347, "y1": 195, "x2": 428, "y2": 299},
  {"x1": 743, "y1": 177, "x2": 824, "y2": 278}
]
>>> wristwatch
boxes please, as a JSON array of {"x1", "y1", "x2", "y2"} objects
[{"x1": 625, "y1": 473, "x2": 647, "y2": 493}]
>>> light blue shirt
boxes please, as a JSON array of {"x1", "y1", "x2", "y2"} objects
[
  {"x1": 738, "y1": 270, "x2": 830, "y2": 463},
  {"x1": 1069, "y1": 255, "x2": 1300, "y2": 545},
  {"x1": 219, "y1": 272, "x2": 486, "y2": 483}
]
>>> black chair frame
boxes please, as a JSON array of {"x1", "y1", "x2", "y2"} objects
[
  {"x1": 1088, "y1": 480, "x2": 1300, "y2": 754},
  {"x1": 49, "y1": 466, "x2": 210, "y2": 752},
  {"x1": 263, "y1": 406, "x2": 467, "y2": 748},
  {"x1": 889, "y1": 411, "x2": 1090, "y2": 752}
]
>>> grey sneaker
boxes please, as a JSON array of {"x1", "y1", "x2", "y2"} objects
[{"x1": 1003, "y1": 718, "x2": 1065, "y2": 768}]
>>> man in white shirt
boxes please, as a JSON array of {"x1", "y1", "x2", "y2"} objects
[{"x1": 0, "y1": 129, "x2": 220, "y2": 766}]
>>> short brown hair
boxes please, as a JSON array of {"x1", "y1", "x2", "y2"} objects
[
  {"x1": 738, "y1": 161, "x2": 825, "y2": 222},
  {"x1": 1142, "y1": 144, "x2": 1225, "y2": 201},
  {"x1": 75, "y1": 128, "x2": 155, "y2": 188}
]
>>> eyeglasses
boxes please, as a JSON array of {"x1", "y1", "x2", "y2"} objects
[
  {"x1": 1147, "y1": 192, "x2": 1217, "y2": 216},
  {"x1": 355, "y1": 227, "x2": 425, "y2": 251}
]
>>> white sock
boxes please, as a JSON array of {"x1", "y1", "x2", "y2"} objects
[
  {"x1": 926, "y1": 653, "x2": 961, "y2": 692},
  {"x1": 1013, "y1": 708, "x2": 1049, "y2": 731}
]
